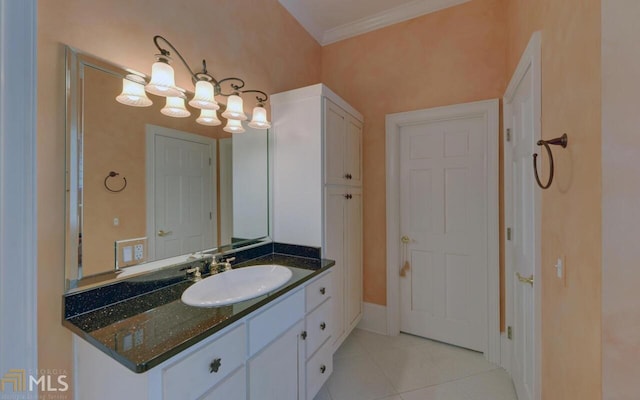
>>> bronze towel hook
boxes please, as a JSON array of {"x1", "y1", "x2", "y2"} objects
[
  {"x1": 104, "y1": 171, "x2": 127, "y2": 193},
  {"x1": 533, "y1": 134, "x2": 568, "y2": 189}
]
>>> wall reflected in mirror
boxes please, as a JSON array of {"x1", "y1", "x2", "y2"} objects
[{"x1": 65, "y1": 47, "x2": 269, "y2": 292}]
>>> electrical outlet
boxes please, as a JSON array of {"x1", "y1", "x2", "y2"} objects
[{"x1": 134, "y1": 244, "x2": 144, "y2": 261}]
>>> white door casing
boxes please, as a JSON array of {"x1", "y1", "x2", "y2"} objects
[
  {"x1": 503, "y1": 31, "x2": 542, "y2": 400},
  {"x1": 146, "y1": 125, "x2": 216, "y2": 260},
  {"x1": 386, "y1": 99, "x2": 500, "y2": 363},
  {"x1": 0, "y1": 0, "x2": 39, "y2": 381},
  {"x1": 399, "y1": 116, "x2": 488, "y2": 352}
]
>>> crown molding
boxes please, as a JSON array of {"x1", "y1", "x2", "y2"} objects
[{"x1": 322, "y1": 0, "x2": 471, "y2": 46}]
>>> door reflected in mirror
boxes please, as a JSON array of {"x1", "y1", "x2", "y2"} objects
[{"x1": 65, "y1": 47, "x2": 269, "y2": 291}]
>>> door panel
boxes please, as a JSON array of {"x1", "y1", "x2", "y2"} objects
[
  {"x1": 154, "y1": 133, "x2": 214, "y2": 260},
  {"x1": 324, "y1": 100, "x2": 346, "y2": 185},
  {"x1": 325, "y1": 187, "x2": 346, "y2": 348},
  {"x1": 508, "y1": 65, "x2": 536, "y2": 400},
  {"x1": 345, "y1": 115, "x2": 362, "y2": 186},
  {"x1": 346, "y1": 188, "x2": 362, "y2": 327},
  {"x1": 400, "y1": 116, "x2": 488, "y2": 353}
]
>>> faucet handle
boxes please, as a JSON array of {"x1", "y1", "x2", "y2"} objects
[{"x1": 221, "y1": 257, "x2": 235, "y2": 271}]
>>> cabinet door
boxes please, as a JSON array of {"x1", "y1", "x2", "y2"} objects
[
  {"x1": 325, "y1": 186, "x2": 346, "y2": 348},
  {"x1": 346, "y1": 188, "x2": 363, "y2": 328},
  {"x1": 324, "y1": 99, "x2": 347, "y2": 185},
  {"x1": 345, "y1": 115, "x2": 362, "y2": 186},
  {"x1": 248, "y1": 320, "x2": 304, "y2": 400}
]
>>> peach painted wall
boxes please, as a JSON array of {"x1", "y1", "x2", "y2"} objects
[
  {"x1": 37, "y1": 1, "x2": 320, "y2": 398},
  {"x1": 506, "y1": 0, "x2": 602, "y2": 399},
  {"x1": 602, "y1": 1, "x2": 640, "y2": 398},
  {"x1": 321, "y1": 0, "x2": 507, "y2": 306}
]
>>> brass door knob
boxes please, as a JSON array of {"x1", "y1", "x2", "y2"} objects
[
  {"x1": 158, "y1": 229, "x2": 172, "y2": 237},
  {"x1": 401, "y1": 236, "x2": 410, "y2": 244},
  {"x1": 517, "y1": 272, "x2": 534, "y2": 286}
]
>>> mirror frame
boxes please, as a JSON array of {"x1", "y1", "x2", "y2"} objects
[{"x1": 64, "y1": 46, "x2": 273, "y2": 292}]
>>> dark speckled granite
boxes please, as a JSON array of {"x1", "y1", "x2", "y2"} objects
[{"x1": 63, "y1": 245, "x2": 333, "y2": 373}]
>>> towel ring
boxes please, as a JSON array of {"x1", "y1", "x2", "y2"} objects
[
  {"x1": 533, "y1": 134, "x2": 568, "y2": 189},
  {"x1": 104, "y1": 171, "x2": 127, "y2": 193}
]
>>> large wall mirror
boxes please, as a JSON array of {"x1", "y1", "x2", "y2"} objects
[{"x1": 65, "y1": 46, "x2": 270, "y2": 292}]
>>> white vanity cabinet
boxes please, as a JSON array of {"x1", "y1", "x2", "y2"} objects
[
  {"x1": 272, "y1": 83, "x2": 364, "y2": 352},
  {"x1": 74, "y1": 269, "x2": 334, "y2": 400}
]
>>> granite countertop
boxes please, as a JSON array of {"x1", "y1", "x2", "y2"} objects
[{"x1": 63, "y1": 251, "x2": 334, "y2": 373}]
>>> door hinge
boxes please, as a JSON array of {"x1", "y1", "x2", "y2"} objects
[
  {"x1": 507, "y1": 326, "x2": 513, "y2": 340},
  {"x1": 507, "y1": 227, "x2": 512, "y2": 241},
  {"x1": 209, "y1": 157, "x2": 212, "y2": 166},
  {"x1": 209, "y1": 212, "x2": 212, "y2": 220},
  {"x1": 506, "y1": 128, "x2": 511, "y2": 142}
]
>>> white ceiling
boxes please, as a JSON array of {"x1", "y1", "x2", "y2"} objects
[{"x1": 278, "y1": 0, "x2": 471, "y2": 46}]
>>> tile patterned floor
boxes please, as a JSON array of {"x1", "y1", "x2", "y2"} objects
[{"x1": 315, "y1": 329, "x2": 518, "y2": 400}]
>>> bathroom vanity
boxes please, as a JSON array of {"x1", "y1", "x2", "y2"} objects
[{"x1": 65, "y1": 244, "x2": 335, "y2": 400}]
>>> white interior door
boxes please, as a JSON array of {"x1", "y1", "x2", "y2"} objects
[
  {"x1": 399, "y1": 114, "x2": 488, "y2": 352},
  {"x1": 149, "y1": 126, "x2": 215, "y2": 260},
  {"x1": 505, "y1": 41, "x2": 540, "y2": 400}
]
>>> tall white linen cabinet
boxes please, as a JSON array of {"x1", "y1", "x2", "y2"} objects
[{"x1": 272, "y1": 84, "x2": 363, "y2": 351}]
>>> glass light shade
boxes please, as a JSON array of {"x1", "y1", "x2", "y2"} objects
[
  {"x1": 116, "y1": 76, "x2": 152, "y2": 107},
  {"x1": 196, "y1": 109, "x2": 222, "y2": 126},
  {"x1": 248, "y1": 106, "x2": 271, "y2": 129},
  {"x1": 189, "y1": 80, "x2": 219, "y2": 110},
  {"x1": 161, "y1": 97, "x2": 191, "y2": 118},
  {"x1": 221, "y1": 94, "x2": 247, "y2": 121},
  {"x1": 223, "y1": 118, "x2": 245, "y2": 133},
  {"x1": 145, "y1": 61, "x2": 182, "y2": 97}
]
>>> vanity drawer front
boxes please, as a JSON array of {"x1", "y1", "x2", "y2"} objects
[
  {"x1": 162, "y1": 324, "x2": 245, "y2": 400},
  {"x1": 306, "y1": 298, "x2": 332, "y2": 356},
  {"x1": 306, "y1": 270, "x2": 332, "y2": 312},
  {"x1": 200, "y1": 366, "x2": 246, "y2": 400},
  {"x1": 248, "y1": 289, "x2": 305, "y2": 355},
  {"x1": 306, "y1": 341, "x2": 333, "y2": 400}
]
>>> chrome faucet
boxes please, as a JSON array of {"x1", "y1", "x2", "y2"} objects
[{"x1": 211, "y1": 256, "x2": 236, "y2": 274}]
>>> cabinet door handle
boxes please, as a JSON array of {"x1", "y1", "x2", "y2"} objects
[
  {"x1": 320, "y1": 287, "x2": 326, "y2": 295},
  {"x1": 301, "y1": 331, "x2": 307, "y2": 340},
  {"x1": 209, "y1": 358, "x2": 222, "y2": 373},
  {"x1": 320, "y1": 365, "x2": 326, "y2": 374},
  {"x1": 320, "y1": 322, "x2": 326, "y2": 331},
  {"x1": 158, "y1": 229, "x2": 172, "y2": 237},
  {"x1": 344, "y1": 194, "x2": 352, "y2": 200}
]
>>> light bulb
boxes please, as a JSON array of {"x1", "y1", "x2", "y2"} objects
[
  {"x1": 248, "y1": 105, "x2": 271, "y2": 129},
  {"x1": 116, "y1": 75, "x2": 152, "y2": 107},
  {"x1": 196, "y1": 109, "x2": 222, "y2": 126},
  {"x1": 189, "y1": 80, "x2": 219, "y2": 110},
  {"x1": 145, "y1": 61, "x2": 181, "y2": 97},
  {"x1": 221, "y1": 94, "x2": 247, "y2": 121},
  {"x1": 161, "y1": 96, "x2": 190, "y2": 118},
  {"x1": 223, "y1": 118, "x2": 245, "y2": 133}
]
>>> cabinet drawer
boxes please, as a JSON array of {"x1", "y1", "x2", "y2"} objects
[
  {"x1": 248, "y1": 289, "x2": 304, "y2": 356},
  {"x1": 306, "y1": 298, "x2": 332, "y2": 357},
  {"x1": 306, "y1": 271, "x2": 332, "y2": 312},
  {"x1": 163, "y1": 324, "x2": 245, "y2": 400},
  {"x1": 306, "y1": 341, "x2": 333, "y2": 400},
  {"x1": 200, "y1": 366, "x2": 246, "y2": 400}
]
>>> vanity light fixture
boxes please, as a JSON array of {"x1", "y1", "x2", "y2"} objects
[{"x1": 115, "y1": 35, "x2": 270, "y2": 130}]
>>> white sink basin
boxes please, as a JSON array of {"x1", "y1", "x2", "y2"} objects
[{"x1": 181, "y1": 265, "x2": 293, "y2": 307}]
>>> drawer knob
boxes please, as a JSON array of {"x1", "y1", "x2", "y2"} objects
[
  {"x1": 320, "y1": 287, "x2": 326, "y2": 295},
  {"x1": 320, "y1": 365, "x2": 326, "y2": 374},
  {"x1": 320, "y1": 322, "x2": 326, "y2": 331},
  {"x1": 301, "y1": 331, "x2": 307, "y2": 340},
  {"x1": 209, "y1": 358, "x2": 222, "y2": 373}
]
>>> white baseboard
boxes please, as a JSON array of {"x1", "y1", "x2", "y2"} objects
[{"x1": 356, "y1": 302, "x2": 388, "y2": 335}]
